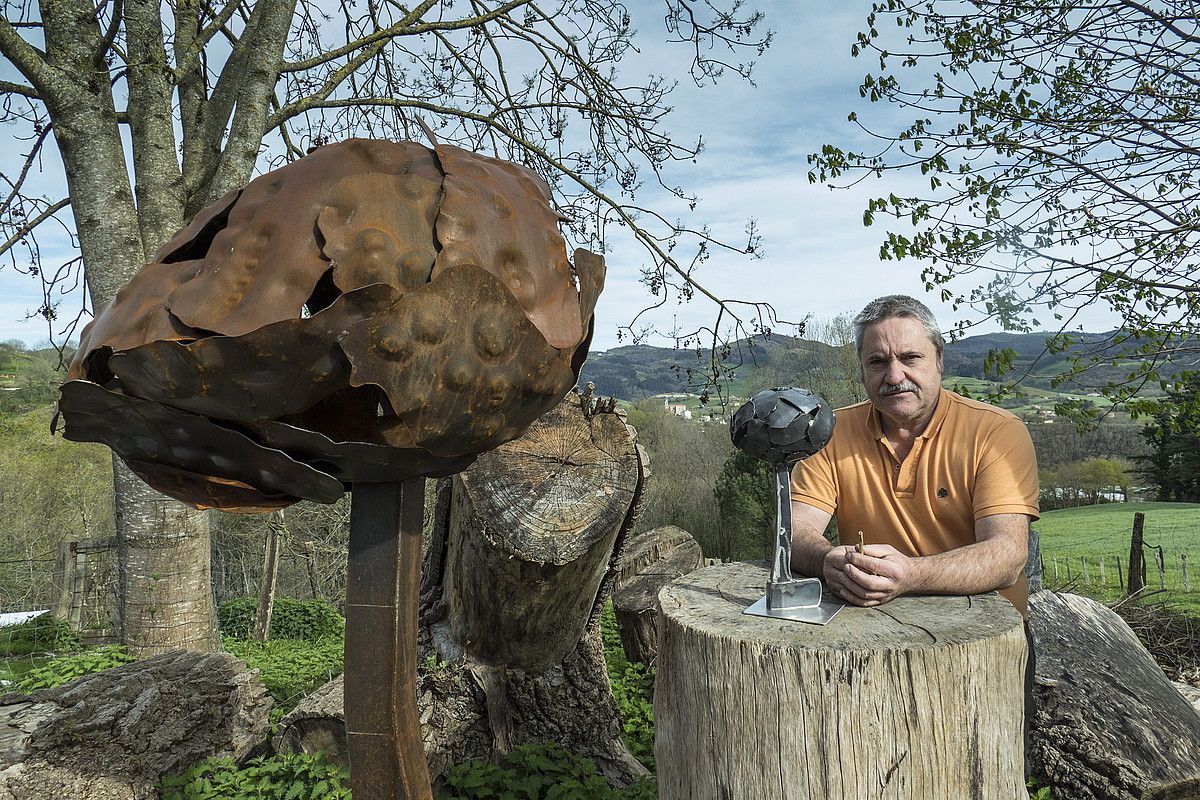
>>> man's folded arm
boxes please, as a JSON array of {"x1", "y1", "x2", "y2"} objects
[{"x1": 845, "y1": 512, "x2": 1030, "y2": 602}]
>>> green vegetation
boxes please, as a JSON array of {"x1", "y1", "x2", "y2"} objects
[
  {"x1": 1131, "y1": 374, "x2": 1200, "y2": 503},
  {"x1": 159, "y1": 753, "x2": 350, "y2": 800},
  {"x1": 439, "y1": 743, "x2": 657, "y2": 800},
  {"x1": 217, "y1": 597, "x2": 345, "y2": 642},
  {"x1": 10, "y1": 645, "x2": 135, "y2": 692},
  {"x1": 0, "y1": 613, "x2": 80, "y2": 656},
  {"x1": 1036, "y1": 503, "x2": 1200, "y2": 615},
  {"x1": 600, "y1": 603, "x2": 654, "y2": 771},
  {"x1": 223, "y1": 637, "x2": 344, "y2": 720},
  {"x1": 713, "y1": 450, "x2": 773, "y2": 563}
]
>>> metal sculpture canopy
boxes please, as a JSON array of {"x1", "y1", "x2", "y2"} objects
[{"x1": 54, "y1": 139, "x2": 605, "y2": 512}]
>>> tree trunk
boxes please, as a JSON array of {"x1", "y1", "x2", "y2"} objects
[
  {"x1": 0, "y1": 650, "x2": 271, "y2": 800},
  {"x1": 113, "y1": 463, "x2": 218, "y2": 656},
  {"x1": 253, "y1": 512, "x2": 284, "y2": 641},
  {"x1": 1027, "y1": 591, "x2": 1200, "y2": 800},
  {"x1": 276, "y1": 392, "x2": 649, "y2": 786},
  {"x1": 655, "y1": 561, "x2": 1027, "y2": 800},
  {"x1": 610, "y1": 525, "x2": 702, "y2": 666},
  {"x1": 44, "y1": 87, "x2": 218, "y2": 656}
]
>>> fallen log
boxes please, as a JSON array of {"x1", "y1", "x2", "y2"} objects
[
  {"x1": 611, "y1": 525, "x2": 702, "y2": 665},
  {"x1": 277, "y1": 391, "x2": 649, "y2": 785},
  {"x1": 655, "y1": 561, "x2": 1027, "y2": 800},
  {"x1": 1028, "y1": 591, "x2": 1200, "y2": 800},
  {"x1": 0, "y1": 650, "x2": 271, "y2": 800}
]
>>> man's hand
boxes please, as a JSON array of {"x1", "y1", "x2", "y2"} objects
[{"x1": 836, "y1": 544, "x2": 917, "y2": 606}]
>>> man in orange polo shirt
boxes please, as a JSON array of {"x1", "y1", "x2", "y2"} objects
[{"x1": 789, "y1": 295, "x2": 1039, "y2": 614}]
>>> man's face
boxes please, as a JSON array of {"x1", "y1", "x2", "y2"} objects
[{"x1": 859, "y1": 316, "x2": 944, "y2": 430}]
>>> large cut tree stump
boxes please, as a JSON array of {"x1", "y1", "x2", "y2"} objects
[
  {"x1": 656, "y1": 561, "x2": 1026, "y2": 800},
  {"x1": 0, "y1": 650, "x2": 271, "y2": 800},
  {"x1": 1028, "y1": 591, "x2": 1200, "y2": 800},
  {"x1": 277, "y1": 392, "x2": 650, "y2": 785},
  {"x1": 611, "y1": 525, "x2": 702, "y2": 666}
]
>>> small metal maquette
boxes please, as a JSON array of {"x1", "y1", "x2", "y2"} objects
[{"x1": 730, "y1": 387, "x2": 840, "y2": 625}]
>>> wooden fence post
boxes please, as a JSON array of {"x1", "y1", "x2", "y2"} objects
[
  {"x1": 1082, "y1": 556, "x2": 1090, "y2": 585},
  {"x1": 1117, "y1": 555, "x2": 1125, "y2": 592},
  {"x1": 1156, "y1": 547, "x2": 1166, "y2": 590},
  {"x1": 1099, "y1": 557, "x2": 1105, "y2": 587},
  {"x1": 1181, "y1": 554, "x2": 1191, "y2": 592},
  {"x1": 1128, "y1": 512, "x2": 1146, "y2": 595},
  {"x1": 1053, "y1": 556, "x2": 1060, "y2": 583}
]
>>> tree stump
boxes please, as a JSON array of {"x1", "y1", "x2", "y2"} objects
[
  {"x1": 278, "y1": 392, "x2": 651, "y2": 785},
  {"x1": 0, "y1": 650, "x2": 271, "y2": 800},
  {"x1": 656, "y1": 561, "x2": 1026, "y2": 800},
  {"x1": 611, "y1": 525, "x2": 702, "y2": 665},
  {"x1": 1028, "y1": 591, "x2": 1200, "y2": 800}
]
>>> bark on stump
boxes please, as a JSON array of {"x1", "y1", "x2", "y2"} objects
[
  {"x1": 1028, "y1": 591, "x2": 1200, "y2": 800},
  {"x1": 611, "y1": 525, "x2": 702, "y2": 666},
  {"x1": 277, "y1": 392, "x2": 650, "y2": 785},
  {"x1": 656, "y1": 561, "x2": 1027, "y2": 800},
  {"x1": 0, "y1": 650, "x2": 271, "y2": 800}
]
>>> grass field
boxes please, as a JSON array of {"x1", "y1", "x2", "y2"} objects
[{"x1": 1034, "y1": 502, "x2": 1200, "y2": 616}]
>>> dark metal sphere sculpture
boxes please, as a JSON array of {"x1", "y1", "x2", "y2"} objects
[
  {"x1": 55, "y1": 139, "x2": 605, "y2": 512},
  {"x1": 730, "y1": 387, "x2": 835, "y2": 465}
]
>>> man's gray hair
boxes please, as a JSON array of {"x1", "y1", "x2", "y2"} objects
[{"x1": 853, "y1": 295, "x2": 945, "y2": 357}]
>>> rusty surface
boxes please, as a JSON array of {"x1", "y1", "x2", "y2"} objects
[
  {"x1": 433, "y1": 143, "x2": 582, "y2": 349},
  {"x1": 56, "y1": 380, "x2": 344, "y2": 507},
  {"x1": 59, "y1": 138, "x2": 604, "y2": 513}
]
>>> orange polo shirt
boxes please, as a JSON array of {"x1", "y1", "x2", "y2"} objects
[{"x1": 790, "y1": 388, "x2": 1039, "y2": 613}]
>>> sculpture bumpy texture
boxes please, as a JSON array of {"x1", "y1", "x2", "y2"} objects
[{"x1": 56, "y1": 139, "x2": 605, "y2": 512}]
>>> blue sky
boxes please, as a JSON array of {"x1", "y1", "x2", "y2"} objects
[{"x1": 0, "y1": 1, "x2": 1118, "y2": 350}]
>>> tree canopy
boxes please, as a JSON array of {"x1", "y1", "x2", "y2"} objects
[
  {"x1": 1, "y1": 0, "x2": 773, "y2": 345},
  {"x1": 1134, "y1": 373, "x2": 1200, "y2": 503},
  {"x1": 810, "y1": 0, "x2": 1199, "y2": 407}
]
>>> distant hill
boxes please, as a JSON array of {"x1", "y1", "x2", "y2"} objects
[
  {"x1": 578, "y1": 335, "x2": 840, "y2": 400},
  {"x1": 578, "y1": 329, "x2": 1181, "y2": 401}
]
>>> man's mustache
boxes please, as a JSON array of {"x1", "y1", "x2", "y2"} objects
[{"x1": 879, "y1": 381, "x2": 919, "y2": 395}]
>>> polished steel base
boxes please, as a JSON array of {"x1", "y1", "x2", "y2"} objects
[{"x1": 743, "y1": 593, "x2": 846, "y2": 625}]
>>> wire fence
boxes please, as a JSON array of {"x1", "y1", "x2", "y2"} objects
[{"x1": 1041, "y1": 549, "x2": 1194, "y2": 593}]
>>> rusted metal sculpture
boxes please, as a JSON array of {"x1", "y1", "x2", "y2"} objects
[
  {"x1": 54, "y1": 139, "x2": 605, "y2": 800},
  {"x1": 730, "y1": 388, "x2": 843, "y2": 625}
]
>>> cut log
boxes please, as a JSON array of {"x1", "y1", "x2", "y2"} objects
[
  {"x1": 611, "y1": 525, "x2": 702, "y2": 665},
  {"x1": 1027, "y1": 591, "x2": 1200, "y2": 800},
  {"x1": 438, "y1": 394, "x2": 640, "y2": 672},
  {"x1": 278, "y1": 392, "x2": 650, "y2": 786},
  {"x1": 0, "y1": 650, "x2": 271, "y2": 800},
  {"x1": 656, "y1": 561, "x2": 1027, "y2": 800}
]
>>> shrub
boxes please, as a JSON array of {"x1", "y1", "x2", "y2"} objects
[
  {"x1": 0, "y1": 613, "x2": 80, "y2": 656},
  {"x1": 217, "y1": 597, "x2": 344, "y2": 641},
  {"x1": 13, "y1": 645, "x2": 135, "y2": 692},
  {"x1": 223, "y1": 636, "x2": 343, "y2": 716},
  {"x1": 600, "y1": 603, "x2": 655, "y2": 771},
  {"x1": 159, "y1": 753, "x2": 349, "y2": 800},
  {"x1": 438, "y1": 743, "x2": 657, "y2": 800}
]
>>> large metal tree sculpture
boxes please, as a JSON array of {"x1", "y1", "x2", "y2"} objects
[{"x1": 54, "y1": 139, "x2": 605, "y2": 800}]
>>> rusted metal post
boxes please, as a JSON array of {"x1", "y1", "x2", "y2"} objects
[{"x1": 345, "y1": 479, "x2": 431, "y2": 800}]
